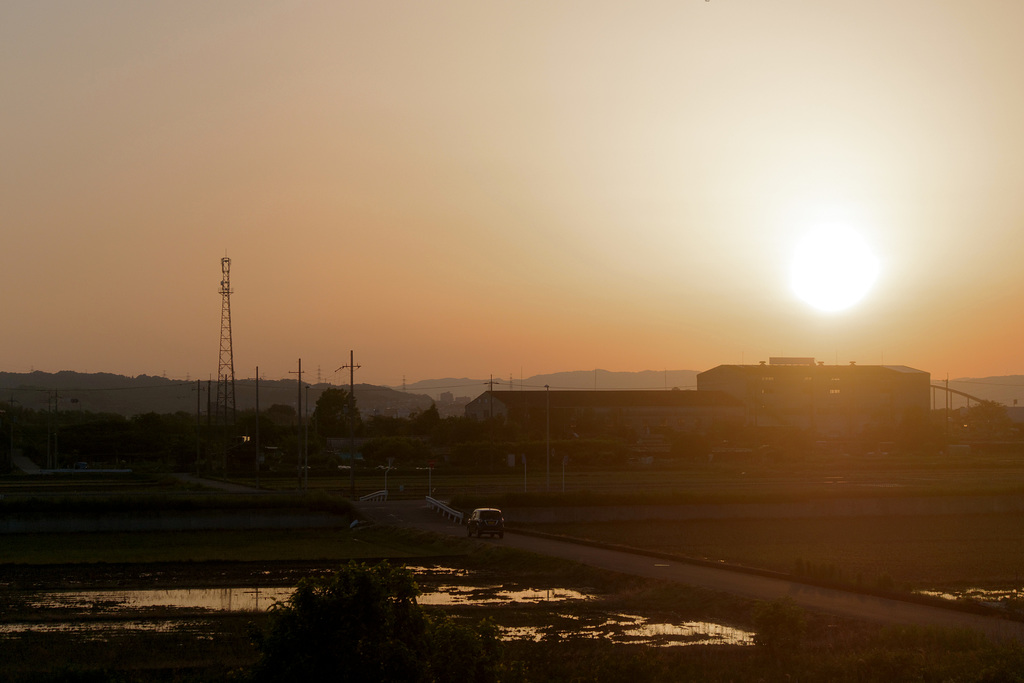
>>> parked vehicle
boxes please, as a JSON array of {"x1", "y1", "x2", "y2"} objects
[{"x1": 467, "y1": 508, "x2": 504, "y2": 538}]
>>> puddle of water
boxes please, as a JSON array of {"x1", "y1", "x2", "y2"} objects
[
  {"x1": 418, "y1": 585, "x2": 589, "y2": 605},
  {"x1": 13, "y1": 583, "x2": 588, "y2": 617},
  {"x1": 2, "y1": 568, "x2": 753, "y2": 648},
  {"x1": 0, "y1": 619, "x2": 214, "y2": 640},
  {"x1": 917, "y1": 587, "x2": 1022, "y2": 605},
  {"x1": 405, "y1": 565, "x2": 472, "y2": 577},
  {"x1": 501, "y1": 613, "x2": 754, "y2": 647},
  {"x1": 620, "y1": 617, "x2": 755, "y2": 646},
  {"x1": 24, "y1": 587, "x2": 295, "y2": 614}
]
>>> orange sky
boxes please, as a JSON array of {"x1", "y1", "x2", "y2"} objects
[{"x1": 3, "y1": 1, "x2": 1023, "y2": 386}]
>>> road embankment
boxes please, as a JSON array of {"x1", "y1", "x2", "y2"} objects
[
  {"x1": 500, "y1": 493, "x2": 1024, "y2": 523},
  {"x1": 0, "y1": 511, "x2": 349, "y2": 534}
]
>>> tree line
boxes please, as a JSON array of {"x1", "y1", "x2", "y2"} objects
[{"x1": 2, "y1": 391, "x2": 1014, "y2": 475}]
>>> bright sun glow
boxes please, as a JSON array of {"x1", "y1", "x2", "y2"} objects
[{"x1": 790, "y1": 226, "x2": 880, "y2": 312}]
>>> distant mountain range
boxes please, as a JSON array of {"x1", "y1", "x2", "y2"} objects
[
  {"x1": 2, "y1": 369, "x2": 1021, "y2": 417},
  {"x1": 932, "y1": 376, "x2": 1024, "y2": 409},
  {"x1": 396, "y1": 369, "x2": 701, "y2": 399},
  {"x1": 0, "y1": 371, "x2": 434, "y2": 418}
]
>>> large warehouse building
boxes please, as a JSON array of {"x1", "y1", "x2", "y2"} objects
[
  {"x1": 465, "y1": 389, "x2": 744, "y2": 439},
  {"x1": 696, "y1": 358, "x2": 931, "y2": 438}
]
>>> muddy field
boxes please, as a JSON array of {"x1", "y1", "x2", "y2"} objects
[
  {"x1": 0, "y1": 555, "x2": 772, "y2": 680},
  {"x1": 0, "y1": 559, "x2": 345, "y2": 592}
]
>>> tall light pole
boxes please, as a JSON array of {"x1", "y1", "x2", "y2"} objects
[{"x1": 545, "y1": 385, "x2": 551, "y2": 491}]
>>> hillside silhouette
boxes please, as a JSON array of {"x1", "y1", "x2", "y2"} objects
[
  {"x1": 0, "y1": 371, "x2": 433, "y2": 418},
  {"x1": 3, "y1": 369, "x2": 1022, "y2": 417}
]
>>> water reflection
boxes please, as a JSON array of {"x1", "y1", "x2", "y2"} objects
[
  {"x1": 14, "y1": 583, "x2": 587, "y2": 615},
  {"x1": 0, "y1": 620, "x2": 212, "y2": 639},
  {"x1": 418, "y1": 585, "x2": 589, "y2": 605},
  {"x1": 2, "y1": 581, "x2": 752, "y2": 647},
  {"x1": 917, "y1": 587, "x2": 1022, "y2": 605},
  {"x1": 25, "y1": 587, "x2": 294, "y2": 613},
  {"x1": 502, "y1": 613, "x2": 754, "y2": 647}
]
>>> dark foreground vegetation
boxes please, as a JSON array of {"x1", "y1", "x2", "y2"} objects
[
  {"x1": 2, "y1": 550, "x2": 1024, "y2": 683},
  {"x1": 4, "y1": 391, "x2": 1024, "y2": 680}
]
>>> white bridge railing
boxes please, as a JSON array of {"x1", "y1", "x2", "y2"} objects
[
  {"x1": 359, "y1": 490, "x2": 388, "y2": 502},
  {"x1": 426, "y1": 496, "x2": 464, "y2": 524}
]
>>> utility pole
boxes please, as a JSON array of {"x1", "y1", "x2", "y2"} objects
[
  {"x1": 0, "y1": 409, "x2": 6, "y2": 474},
  {"x1": 5, "y1": 397, "x2": 19, "y2": 474},
  {"x1": 304, "y1": 385, "x2": 310, "y2": 491},
  {"x1": 486, "y1": 375, "x2": 495, "y2": 419},
  {"x1": 255, "y1": 367, "x2": 260, "y2": 490},
  {"x1": 49, "y1": 391, "x2": 60, "y2": 469},
  {"x1": 945, "y1": 374, "x2": 950, "y2": 440},
  {"x1": 290, "y1": 359, "x2": 304, "y2": 491},
  {"x1": 545, "y1": 385, "x2": 550, "y2": 491},
  {"x1": 336, "y1": 350, "x2": 360, "y2": 497},
  {"x1": 195, "y1": 380, "x2": 201, "y2": 474}
]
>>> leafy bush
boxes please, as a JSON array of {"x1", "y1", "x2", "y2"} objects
[{"x1": 250, "y1": 561, "x2": 505, "y2": 682}]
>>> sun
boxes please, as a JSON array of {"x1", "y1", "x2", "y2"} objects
[{"x1": 790, "y1": 225, "x2": 880, "y2": 312}]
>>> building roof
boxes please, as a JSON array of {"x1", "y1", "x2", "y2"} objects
[
  {"x1": 473, "y1": 389, "x2": 744, "y2": 409},
  {"x1": 698, "y1": 363, "x2": 929, "y2": 377}
]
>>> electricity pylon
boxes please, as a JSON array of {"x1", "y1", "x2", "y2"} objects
[{"x1": 215, "y1": 256, "x2": 236, "y2": 426}]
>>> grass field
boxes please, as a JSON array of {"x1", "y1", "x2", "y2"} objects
[
  {"x1": 7, "y1": 449, "x2": 1024, "y2": 503},
  {"x1": 5, "y1": 453, "x2": 1024, "y2": 589},
  {"x1": 238, "y1": 450, "x2": 1024, "y2": 503},
  {"x1": 518, "y1": 513, "x2": 1024, "y2": 591},
  {"x1": 3, "y1": 536, "x2": 1023, "y2": 682},
  {"x1": 0, "y1": 526, "x2": 468, "y2": 566}
]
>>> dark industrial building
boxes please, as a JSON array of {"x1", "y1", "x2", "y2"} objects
[
  {"x1": 697, "y1": 358, "x2": 931, "y2": 438},
  {"x1": 465, "y1": 389, "x2": 744, "y2": 439}
]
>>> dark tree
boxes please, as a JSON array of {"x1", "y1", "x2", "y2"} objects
[
  {"x1": 251, "y1": 561, "x2": 504, "y2": 682},
  {"x1": 312, "y1": 388, "x2": 360, "y2": 438},
  {"x1": 964, "y1": 400, "x2": 1013, "y2": 439},
  {"x1": 409, "y1": 403, "x2": 441, "y2": 435}
]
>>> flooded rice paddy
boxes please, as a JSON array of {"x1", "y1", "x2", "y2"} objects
[
  {"x1": 1, "y1": 564, "x2": 755, "y2": 647},
  {"x1": 917, "y1": 586, "x2": 1023, "y2": 607}
]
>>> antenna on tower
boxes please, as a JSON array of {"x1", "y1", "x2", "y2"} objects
[{"x1": 215, "y1": 256, "x2": 236, "y2": 425}]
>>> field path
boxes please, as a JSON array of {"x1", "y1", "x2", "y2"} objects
[
  {"x1": 11, "y1": 454, "x2": 40, "y2": 474},
  {"x1": 170, "y1": 473, "x2": 264, "y2": 493},
  {"x1": 358, "y1": 498, "x2": 1024, "y2": 643}
]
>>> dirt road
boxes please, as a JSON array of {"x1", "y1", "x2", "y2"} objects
[{"x1": 358, "y1": 498, "x2": 1024, "y2": 643}]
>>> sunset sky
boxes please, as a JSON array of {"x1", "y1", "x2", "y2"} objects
[{"x1": 4, "y1": 1, "x2": 1024, "y2": 387}]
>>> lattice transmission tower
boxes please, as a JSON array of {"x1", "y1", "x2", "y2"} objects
[{"x1": 216, "y1": 256, "x2": 236, "y2": 425}]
